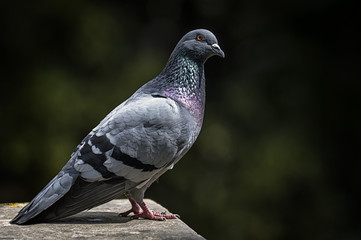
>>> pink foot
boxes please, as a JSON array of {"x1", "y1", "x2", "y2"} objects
[
  {"x1": 119, "y1": 196, "x2": 143, "y2": 217},
  {"x1": 132, "y1": 202, "x2": 179, "y2": 221}
]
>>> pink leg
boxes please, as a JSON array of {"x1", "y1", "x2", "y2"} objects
[
  {"x1": 120, "y1": 193, "x2": 179, "y2": 220},
  {"x1": 132, "y1": 201, "x2": 179, "y2": 221},
  {"x1": 119, "y1": 194, "x2": 143, "y2": 217}
]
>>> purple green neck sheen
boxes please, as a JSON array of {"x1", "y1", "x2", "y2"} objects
[{"x1": 161, "y1": 56, "x2": 206, "y2": 124}]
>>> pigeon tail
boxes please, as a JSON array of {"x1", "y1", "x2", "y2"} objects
[
  {"x1": 10, "y1": 159, "x2": 79, "y2": 224},
  {"x1": 11, "y1": 173, "x2": 127, "y2": 224}
]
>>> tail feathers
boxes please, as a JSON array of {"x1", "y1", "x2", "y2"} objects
[
  {"x1": 34, "y1": 176, "x2": 127, "y2": 222},
  {"x1": 11, "y1": 169, "x2": 78, "y2": 224},
  {"x1": 11, "y1": 175, "x2": 128, "y2": 224}
]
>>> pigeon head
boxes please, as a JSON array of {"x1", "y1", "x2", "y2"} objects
[
  {"x1": 173, "y1": 29, "x2": 225, "y2": 62},
  {"x1": 143, "y1": 29, "x2": 224, "y2": 122}
]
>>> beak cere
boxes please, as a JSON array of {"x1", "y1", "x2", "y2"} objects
[
  {"x1": 211, "y1": 43, "x2": 225, "y2": 58},
  {"x1": 211, "y1": 43, "x2": 221, "y2": 49}
]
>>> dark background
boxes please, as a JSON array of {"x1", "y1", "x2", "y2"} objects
[{"x1": 1, "y1": 1, "x2": 360, "y2": 239}]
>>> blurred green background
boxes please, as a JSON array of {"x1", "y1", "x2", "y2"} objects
[{"x1": 0, "y1": 1, "x2": 360, "y2": 239}]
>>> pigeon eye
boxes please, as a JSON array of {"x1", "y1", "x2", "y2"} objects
[{"x1": 196, "y1": 34, "x2": 204, "y2": 41}]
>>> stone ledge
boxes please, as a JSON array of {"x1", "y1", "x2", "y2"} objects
[{"x1": 0, "y1": 199, "x2": 205, "y2": 240}]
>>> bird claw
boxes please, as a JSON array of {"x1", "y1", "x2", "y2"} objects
[
  {"x1": 152, "y1": 211, "x2": 179, "y2": 219},
  {"x1": 119, "y1": 209, "x2": 140, "y2": 217},
  {"x1": 131, "y1": 212, "x2": 167, "y2": 221},
  {"x1": 121, "y1": 195, "x2": 178, "y2": 220},
  {"x1": 131, "y1": 210, "x2": 178, "y2": 220},
  {"x1": 119, "y1": 196, "x2": 143, "y2": 217}
]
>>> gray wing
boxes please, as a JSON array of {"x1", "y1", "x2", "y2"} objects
[
  {"x1": 74, "y1": 93, "x2": 196, "y2": 184},
  {"x1": 11, "y1": 93, "x2": 196, "y2": 224}
]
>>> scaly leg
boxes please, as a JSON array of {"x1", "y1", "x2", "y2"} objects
[
  {"x1": 132, "y1": 201, "x2": 179, "y2": 221},
  {"x1": 120, "y1": 193, "x2": 179, "y2": 220},
  {"x1": 119, "y1": 193, "x2": 143, "y2": 217}
]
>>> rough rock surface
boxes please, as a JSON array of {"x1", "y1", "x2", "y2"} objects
[{"x1": 0, "y1": 199, "x2": 205, "y2": 240}]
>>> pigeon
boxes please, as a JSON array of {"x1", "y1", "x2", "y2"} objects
[{"x1": 11, "y1": 29, "x2": 224, "y2": 224}]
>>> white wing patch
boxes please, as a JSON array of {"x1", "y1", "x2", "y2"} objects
[
  {"x1": 91, "y1": 145, "x2": 102, "y2": 154},
  {"x1": 103, "y1": 157, "x2": 160, "y2": 183},
  {"x1": 74, "y1": 160, "x2": 103, "y2": 181}
]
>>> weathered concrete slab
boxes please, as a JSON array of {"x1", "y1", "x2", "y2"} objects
[{"x1": 0, "y1": 199, "x2": 205, "y2": 240}]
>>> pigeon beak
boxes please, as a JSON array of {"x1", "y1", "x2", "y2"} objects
[{"x1": 211, "y1": 43, "x2": 225, "y2": 58}]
